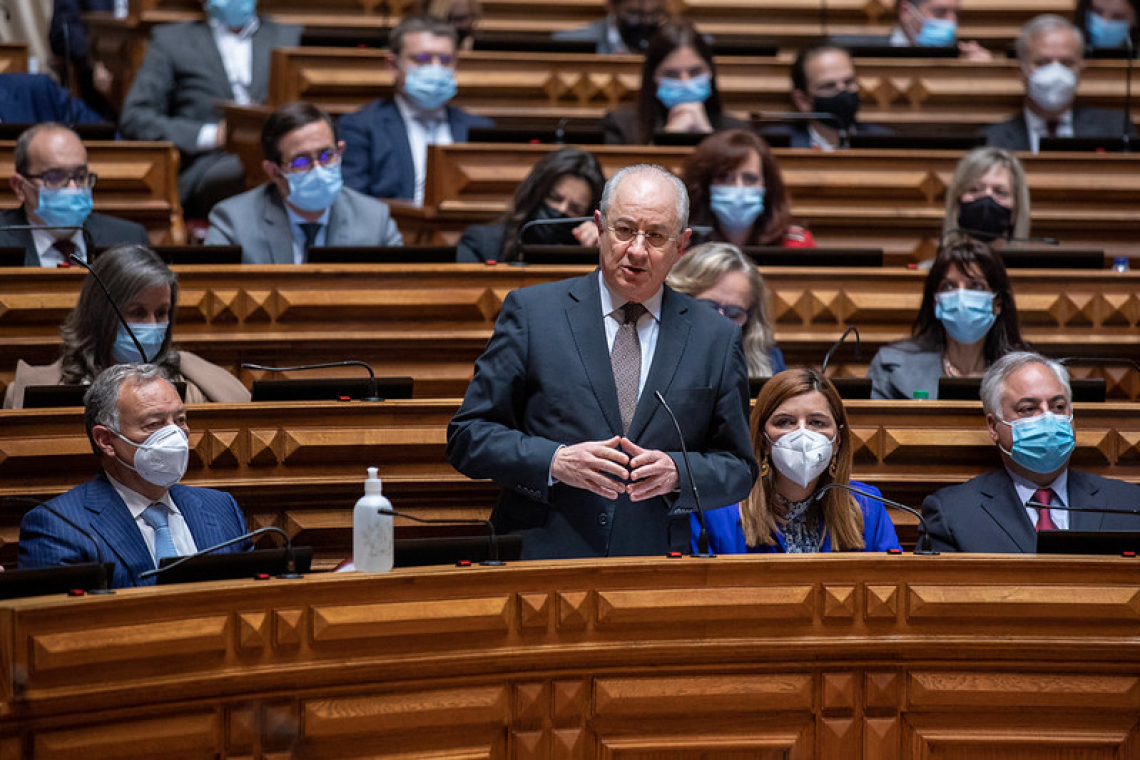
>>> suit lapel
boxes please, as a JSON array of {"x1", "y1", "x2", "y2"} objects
[
  {"x1": 195, "y1": 23, "x2": 235, "y2": 101},
  {"x1": 9, "y1": 208, "x2": 39, "y2": 267},
  {"x1": 85, "y1": 475, "x2": 155, "y2": 585},
  {"x1": 445, "y1": 106, "x2": 469, "y2": 141},
  {"x1": 978, "y1": 470, "x2": 1037, "y2": 552},
  {"x1": 250, "y1": 22, "x2": 275, "y2": 102},
  {"x1": 1066, "y1": 470, "x2": 1107, "y2": 532},
  {"x1": 172, "y1": 484, "x2": 225, "y2": 550},
  {"x1": 566, "y1": 273, "x2": 624, "y2": 436},
  {"x1": 627, "y1": 287, "x2": 691, "y2": 440},
  {"x1": 263, "y1": 187, "x2": 295, "y2": 264},
  {"x1": 381, "y1": 101, "x2": 417, "y2": 199}
]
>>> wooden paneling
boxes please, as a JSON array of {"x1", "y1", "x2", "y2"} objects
[
  {"x1": 0, "y1": 44, "x2": 28, "y2": 74},
  {"x1": 2, "y1": 556, "x2": 1140, "y2": 758}
]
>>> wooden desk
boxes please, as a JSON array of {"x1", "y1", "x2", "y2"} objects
[
  {"x1": 0, "y1": 44, "x2": 27, "y2": 74},
  {"x1": 2, "y1": 555, "x2": 1138, "y2": 758},
  {"x1": 0, "y1": 140, "x2": 185, "y2": 245}
]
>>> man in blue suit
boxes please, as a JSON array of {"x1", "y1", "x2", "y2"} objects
[
  {"x1": 0, "y1": 73, "x2": 105, "y2": 125},
  {"x1": 447, "y1": 165, "x2": 758, "y2": 559},
  {"x1": 338, "y1": 15, "x2": 492, "y2": 205},
  {"x1": 19, "y1": 364, "x2": 249, "y2": 587}
]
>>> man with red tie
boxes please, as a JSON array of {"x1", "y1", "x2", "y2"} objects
[{"x1": 922, "y1": 351, "x2": 1140, "y2": 552}]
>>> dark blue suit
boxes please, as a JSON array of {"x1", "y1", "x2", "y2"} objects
[
  {"x1": 338, "y1": 98, "x2": 493, "y2": 200},
  {"x1": 19, "y1": 472, "x2": 250, "y2": 587},
  {"x1": 0, "y1": 73, "x2": 105, "y2": 125},
  {"x1": 447, "y1": 270, "x2": 758, "y2": 559}
]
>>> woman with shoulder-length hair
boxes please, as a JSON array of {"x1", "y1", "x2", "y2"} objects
[
  {"x1": 942, "y1": 147, "x2": 1031, "y2": 244},
  {"x1": 3, "y1": 244, "x2": 249, "y2": 408},
  {"x1": 694, "y1": 367, "x2": 900, "y2": 553}
]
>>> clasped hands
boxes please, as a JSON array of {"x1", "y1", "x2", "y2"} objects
[{"x1": 552, "y1": 436, "x2": 678, "y2": 501}]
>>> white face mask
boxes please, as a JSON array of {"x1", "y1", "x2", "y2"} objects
[
  {"x1": 767, "y1": 427, "x2": 835, "y2": 488},
  {"x1": 112, "y1": 424, "x2": 189, "y2": 488},
  {"x1": 1027, "y1": 62, "x2": 1078, "y2": 113}
]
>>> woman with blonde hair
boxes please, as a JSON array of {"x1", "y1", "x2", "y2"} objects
[
  {"x1": 667, "y1": 242, "x2": 784, "y2": 378},
  {"x1": 942, "y1": 147, "x2": 1031, "y2": 244},
  {"x1": 694, "y1": 367, "x2": 900, "y2": 553}
]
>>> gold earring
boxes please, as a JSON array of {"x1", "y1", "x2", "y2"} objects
[
  {"x1": 760, "y1": 455, "x2": 770, "y2": 478},
  {"x1": 829, "y1": 458, "x2": 837, "y2": 477}
]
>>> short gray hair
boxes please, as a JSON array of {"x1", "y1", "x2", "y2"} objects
[
  {"x1": 980, "y1": 351, "x2": 1071, "y2": 418},
  {"x1": 83, "y1": 363, "x2": 171, "y2": 455},
  {"x1": 598, "y1": 164, "x2": 690, "y2": 232},
  {"x1": 1016, "y1": 14, "x2": 1084, "y2": 64}
]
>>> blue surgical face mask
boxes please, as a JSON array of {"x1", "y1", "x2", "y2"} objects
[
  {"x1": 934, "y1": 288, "x2": 995, "y2": 345},
  {"x1": 1086, "y1": 10, "x2": 1132, "y2": 49},
  {"x1": 656, "y1": 73, "x2": 712, "y2": 109},
  {"x1": 285, "y1": 162, "x2": 343, "y2": 212},
  {"x1": 917, "y1": 16, "x2": 957, "y2": 47},
  {"x1": 709, "y1": 184, "x2": 765, "y2": 235},
  {"x1": 35, "y1": 187, "x2": 93, "y2": 229},
  {"x1": 112, "y1": 322, "x2": 168, "y2": 364},
  {"x1": 207, "y1": 0, "x2": 256, "y2": 29},
  {"x1": 998, "y1": 412, "x2": 1075, "y2": 475},
  {"x1": 403, "y1": 64, "x2": 457, "y2": 111}
]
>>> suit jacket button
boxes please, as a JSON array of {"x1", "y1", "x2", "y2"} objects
[{"x1": 597, "y1": 513, "x2": 609, "y2": 526}]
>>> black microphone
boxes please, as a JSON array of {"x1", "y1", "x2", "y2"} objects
[
  {"x1": 242, "y1": 361, "x2": 383, "y2": 402},
  {"x1": 821, "y1": 325, "x2": 860, "y2": 374},
  {"x1": 1058, "y1": 356, "x2": 1140, "y2": 374},
  {"x1": 23, "y1": 500, "x2": 116, "y2": 594},
  {"x1": 67, "y1": 252, "x2": 152, "y2": 363},
  {"x1": 940, "y1": 227, "x2": 1061, "y2": 246},
  {"x1": 1124, "y1": 36, "x2": 1134, "y2": 152},
  {"x1": 1025, "y1": 501, "x2": 1140, "y2": 517},
  {"x1": 375, "y1": 507, "x2": 506, "y2": 566},
  {"x1": 653, "y1": 390, "x2": 713, "y2": 558},
  {"x1": 814, "y1": 482, "x2": 939, "y2": 555},
  {"x1": 0, "y1": 223, "x2": 95, "y2": 266},
  {"x1": 518, "y1": 215, "x2": 593, "y2": 241},
  {"x1": 554, "y1": 116, "x2": 569, "y2": 144},
  {"x1": 138, "y1": 526, "x2": 300, "y2": 580},
  {"x1": 752, "y1": 111, "x2": 849, "y2": 147}
]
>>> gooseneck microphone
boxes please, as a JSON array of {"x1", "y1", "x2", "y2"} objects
[
  {"x1": 821, "y1": 325, "x2": 860, "y2": 374},
  {"x1": 653, "y1": 391, "x2": 713, "y2": 558},
  {"x1": 242, "y1": 361, "x2": 383, "y2": 402},
  {"x1": 940, "y1": 227, "x2": 1060, "y2": 246},
  {"x1": 1025, "y1": 501, "x2": 1140, "y2": 518},
  {"x1": 814, "y1": 482, "x2": 939, "y2": 555},
  {"x1": 1124, "y1": 36, "x2": 1134, "y2": 152},
  {"x1": 138, "y1": 526, "x2": 301, "y2": 580},
  {"x1": 518, "y1": 216, "x2": 594, "y2": 240},
  {"x1": 68, "y1": 252, "x2": 150, "y2": 363},
  {"x1": 26, "y1": 500, "x2": 116, "y2": 594},
  {"x1": 751, "y1": 111, "x2": 849, "y2": 148},
  {"x1": 376, "y1": 507, "x2": 505, "y2": 566}
]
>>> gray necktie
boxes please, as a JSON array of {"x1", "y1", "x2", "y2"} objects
[
  {"x1": 611, "y1": 302, "x2": 647, "y2": 434},
  {"x1": 141, "y1": 502, "x2": 178, "y2": 565}
]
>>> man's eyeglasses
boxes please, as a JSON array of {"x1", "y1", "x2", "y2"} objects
[
  {"x1": 407, "y1": 52, "x2": 456, "y2": 66},
  {"x1": 24, "y1": 169, "x2": 97, "y2": 190},
  {"x1": 698, "y1": 298, "x2": 752, "y2": 324},
  {"x1": 281, "y1": 147, "x2": 343, "y2": 174},
  {"x1": 606, "y1": 224, "x2": 677, "y2": 249}
]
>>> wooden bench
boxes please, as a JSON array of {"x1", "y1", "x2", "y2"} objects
[
  {"x1": 0, "y1": 43, "x2": 28, "y2": 74},
  {"x1": 0, "y1": 140, "x2": 185, "y2": 245}
]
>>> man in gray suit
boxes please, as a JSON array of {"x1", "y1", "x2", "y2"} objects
[
  {"x1": 119, "y1": 0, "x2": 301, "y2": 217},
  {"x1": 447, "y1": 164, "x2": 757, "y2": 559},
  {"x1": 922, "y1": 351, "x2": 1140, "y2": 552},
  {"x1": 205, "y1": 102, "x2": 402, "y2": 263},
  {"x1": 984, "y1": 15, "x2": 1133, "y2": 152},
  {"x1": 553, "y1": 0, "x2": 667, "y2": 54}
]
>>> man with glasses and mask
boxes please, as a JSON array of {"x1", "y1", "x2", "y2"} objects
[
  {"x1": 19, "y1": 364, "x2": 250, "y2": 588},
  {"x1": 553, "y1": 0, "x2": 668, "y2": 54},
  {"x1": 339, "y1": 15, "x2": 492, "y2": 205},
  {"x1": 0, "y1": 123, "x2": 148, "y2": 267},
  {"x1": 205, "y1": 101, "x2": 402, "y2": 263},
  {"x1": 921, "y1": 351, "x2": 1140, "y2": 552},
  {"x1": 448, "y1": 164, "x2": 757, "y2": 559}
]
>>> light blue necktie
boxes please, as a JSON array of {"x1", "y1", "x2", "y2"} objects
[{"x1": 141, "y1": 502, "x2": 178, "y2": 565}]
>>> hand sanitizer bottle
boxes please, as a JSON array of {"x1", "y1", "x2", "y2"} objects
[{"x1": 353, "y1": 467, "x2": 393, "y2": 573}]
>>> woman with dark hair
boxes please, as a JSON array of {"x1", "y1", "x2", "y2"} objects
[
  {"x1": 601, "y1": 21, "x2": 748, "y2": 145},
  {"x1": 1075, "y1": 0, "x2": 1138, "y2": 49},
  {"x1": 3, "y1": 244, "x2": 249, "y2": 408},
  {"x1": 682, "y1": 129, "x2": 815, "y2": 248},
  {"x1": 868, "y1": 234, "x2": 1029, "y2": 400},
  {"x1": 694, "y1": 367, "x2": 900, "y2": 553},
  {"x1": 456, "y1": 147, "x2": 605, "y2": 263}
]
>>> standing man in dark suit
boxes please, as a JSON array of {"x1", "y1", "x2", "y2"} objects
[
  {"x1": 19, "y1": 364, "x2": 251, "y2": 587},
  {"x1": 1, "y1": 123, "x2": 148, "y2": 267},
  {"x1": 552, "y1": 0, "x2": 668, "y2": 54},
  {"x1": 205, "y1": 101, "x2": 402, "y2": 263},
  {"x1": 337, "y1": 15, "x2": 493, "y2": 205},
  {"x1": 447, "y1": 164, "x2": 758, "y2": 559},
  {"x1": 119, "y1": 0, "x2": 301, "y2": 217},
  {"x1": 922, "y1": 351, "x2": 1140, "y2": 552},
  {"x1": 984, "y1": 15, "x2": 1134, "y2": 152}
]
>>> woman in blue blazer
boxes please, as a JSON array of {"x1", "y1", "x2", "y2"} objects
[{"x1": 693, "y1": 367, "x2": 900, "y2": 554}]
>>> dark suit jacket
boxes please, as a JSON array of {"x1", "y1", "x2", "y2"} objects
[
  {"x1": 456, "y1": 222, "x2": 506, "y2": 263},
  {"x1": 983, "y1": 106, "x2": 1135, "y2": 151},
  {"x1": 18, "y1": 472, "x2": 250, "y2": 587},
  {"x1": 0, "y1": 207, "x2": 149, "y2": 267},
  {"x1": 338, "y1": 97, "x2": 493, "y2": 201},
  {"x1": 921, "y1": 468, "x2": 1140, "y2": 553},
  {"x1": 764, "y1": 121, "x2": 893, "y2": 148},
  {"x1": 50, "y1": 0, "x2": 113, "y2": 62},
  {"x1": 446, "y1": 271, "x2": 758, "y2": 559},
  {"x1": 0, "y1": 73, "x2": 105, "y2": 125},
  {"x1": 602, "y1": 103, "x2": 751, "y2": 145}
]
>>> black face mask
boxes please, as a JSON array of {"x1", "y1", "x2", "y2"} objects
[
  {"x1": 957, "y1": 196, "x2": 1013, "y2": 242},
  {"x1": 811, "y1": 91, "x2": 860, "y2": 131},
  {"x1": 524, "y1": 204, "x2": 581, "y2": 246},
  {"x1": 618, "y1": 20, "x2": 660, "y2": 52}
]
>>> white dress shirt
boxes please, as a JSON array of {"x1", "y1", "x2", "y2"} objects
[
  {"x1": 197, "y1": 15, "x2": 260, "y2": 150},
  {"x1": 1023, "y1": 106, "x2": 1074, "y2": 153},
  {"x1": 598, "y1": 270, "x2": 664, "y2": 398},
  {"x1": 1007, "y1": 466, "x2": 1071, "y2": 530},
  {"x1": 107, "y1": 473, "x2": 199, "y2": 562},
  {"x1": 30, "y1": 226, "x2": 87, "y2": 267},
  {"x1": 395, "y1": 94, "x2": 454, "y2": 205}
]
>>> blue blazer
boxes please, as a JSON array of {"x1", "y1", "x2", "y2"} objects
[
  {"x1": 0, "y1": 73, "x2": 105, "y2": 125},
  {"x1": 19, "y1": 472, "x2": 250, "y2": 587},
  {"x1": 338, "y1": 97, "x2": 493, "y2": 200},
  {"x1": 447, "y1": 270, "x2": 758, "y2": 559},
  {"x1": 692, "y1": 480, "x2": 901, "y2": 553}
]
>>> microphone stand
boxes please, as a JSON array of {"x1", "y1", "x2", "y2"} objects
[
  {"x1": 1124, "y1": 36, "x2": 1134, "y2": 152},
  {"x1": 376, "y1": 508, "x2": 506, "y2": 566},
  {"x1": 139, "y1": 526, "x2": 302, "y2": 580},
  {"x1": 242, "y1": 360, "x2": 383, "y2": 402},
  {"x1": 654, "y1": 391, "x2": 714, "y2": 558},
  {"x1": 814, "y1": 482, "x2": 939, "y2": 555},
  {"x1": 68, "y1": 252, "x2": 150, "y2": 363},
  {"x1": 821, "y1": 325, "x2": 861, "y2": 375}
]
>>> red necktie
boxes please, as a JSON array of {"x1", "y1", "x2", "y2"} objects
[{"x1": 1032, "y1": 488, "x2": 1057, "y2": 531}]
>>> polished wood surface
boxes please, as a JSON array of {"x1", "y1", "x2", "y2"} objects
[
  {"x1": 0, "y1": 44, "x2": 27, "y2": 74},
  {"x1": 0, "y1": 140, "x2": 184, "y2": 245},
  {"x1": 2, "y1": 555, "x2": 1139, "y2": 758}
]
